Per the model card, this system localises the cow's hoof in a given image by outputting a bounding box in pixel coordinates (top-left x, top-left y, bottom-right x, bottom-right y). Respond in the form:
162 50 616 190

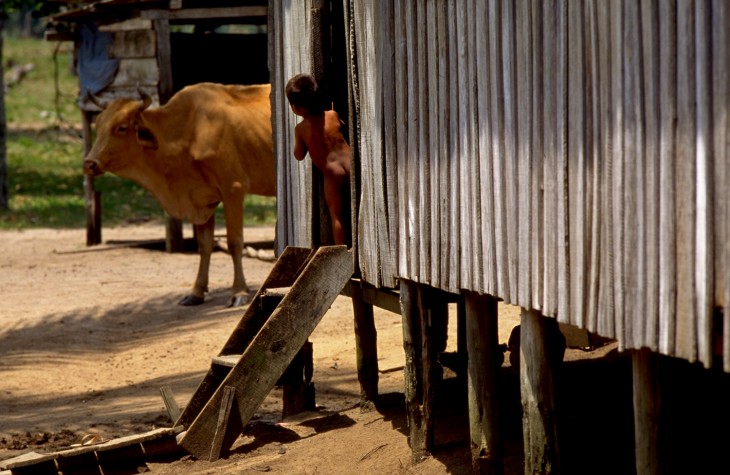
179 294 205 306
227 294 251 308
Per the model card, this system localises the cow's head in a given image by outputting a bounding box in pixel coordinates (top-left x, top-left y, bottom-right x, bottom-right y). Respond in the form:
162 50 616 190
83 90 157 177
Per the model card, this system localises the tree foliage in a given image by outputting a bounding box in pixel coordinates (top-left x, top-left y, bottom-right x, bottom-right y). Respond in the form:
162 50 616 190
0 0 70 209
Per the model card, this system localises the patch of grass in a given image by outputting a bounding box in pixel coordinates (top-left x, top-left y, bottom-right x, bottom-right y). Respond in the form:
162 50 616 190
0 36 277 230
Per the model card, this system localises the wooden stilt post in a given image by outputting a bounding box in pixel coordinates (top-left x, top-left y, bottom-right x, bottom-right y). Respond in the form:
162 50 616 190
464 291 503 474
81 110 101 246
400 280 448 461
457 296 467 361
154 17 184 253
520 308 560 474
351 279 379 404
401 279 428 460
632 348 661 475
281 341 316 419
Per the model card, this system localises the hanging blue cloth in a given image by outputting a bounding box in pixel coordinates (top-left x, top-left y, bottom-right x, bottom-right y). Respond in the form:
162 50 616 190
78 22 119 96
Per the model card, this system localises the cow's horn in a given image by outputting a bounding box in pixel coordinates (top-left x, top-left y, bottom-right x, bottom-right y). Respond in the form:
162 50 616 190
137 86 152 111
86 88 106 110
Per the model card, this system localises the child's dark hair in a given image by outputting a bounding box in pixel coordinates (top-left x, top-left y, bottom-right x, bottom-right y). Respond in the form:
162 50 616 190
286 73 326 114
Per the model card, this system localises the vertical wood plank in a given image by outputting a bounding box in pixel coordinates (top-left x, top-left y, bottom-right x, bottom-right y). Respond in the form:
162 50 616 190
585 0 601 334
436 3 452 290
675 0 697 361
476 0 497 296
567 0 586 328
640 0 661 351
542 0 558 317
405 0 420 281
466 0 482 293
694 0 713 367
556 0 570 323
447 1 461 290
658 0 677 355
596 0 616 339
275 1 314 251
530 0 544 312
351 0 372 280
488 0 509 300
502 0 519 305
610 0 625 344
710 0 730 371
395 0 409 279
623 0 642 348
456 0 472 291
516 0 532 310
270 0 287 254
416 0 430 285
372 0 398 288
426 0 442 290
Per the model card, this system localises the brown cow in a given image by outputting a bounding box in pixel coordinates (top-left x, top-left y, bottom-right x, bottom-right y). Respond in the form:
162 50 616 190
83 83 275 307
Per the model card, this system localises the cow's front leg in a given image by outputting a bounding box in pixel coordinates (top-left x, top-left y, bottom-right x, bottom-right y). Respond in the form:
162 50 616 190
178 215 215 306
224 188 250 307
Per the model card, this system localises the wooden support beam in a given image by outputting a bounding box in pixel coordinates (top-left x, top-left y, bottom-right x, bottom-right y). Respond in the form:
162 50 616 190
82 110 101 246
142 6 268 21
401 279 429 461
153 17 184 252
160 385 182 423
457 296 467 357
209 386 236 462
351 278 379 403
281 341 316 418
400 280 449 461
464 291 503 474
632 348 661 475
341 278 401 314
520 309 560 473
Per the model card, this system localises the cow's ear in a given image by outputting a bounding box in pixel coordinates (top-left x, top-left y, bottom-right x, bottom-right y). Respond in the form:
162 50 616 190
136 126 158 149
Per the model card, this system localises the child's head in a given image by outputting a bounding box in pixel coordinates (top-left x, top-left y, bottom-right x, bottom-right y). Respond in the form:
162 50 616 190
286 73 325 115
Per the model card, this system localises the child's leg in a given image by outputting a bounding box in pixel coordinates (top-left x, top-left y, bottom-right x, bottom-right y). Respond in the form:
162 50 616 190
324 177 347 245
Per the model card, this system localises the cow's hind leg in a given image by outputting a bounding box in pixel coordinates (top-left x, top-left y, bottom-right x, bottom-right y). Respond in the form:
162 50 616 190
223 191 250 308
178 215 215 306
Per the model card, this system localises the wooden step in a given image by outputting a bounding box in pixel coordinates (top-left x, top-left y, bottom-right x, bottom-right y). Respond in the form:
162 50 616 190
261 286 291 299
178 245 353 460
211 354 242 368
174 247 317 431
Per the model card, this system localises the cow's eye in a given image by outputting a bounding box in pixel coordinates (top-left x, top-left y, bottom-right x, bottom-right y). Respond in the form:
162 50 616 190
115 125 128 134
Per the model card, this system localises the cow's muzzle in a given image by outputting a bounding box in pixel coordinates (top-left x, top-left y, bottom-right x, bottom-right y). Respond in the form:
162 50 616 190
83 159 104 176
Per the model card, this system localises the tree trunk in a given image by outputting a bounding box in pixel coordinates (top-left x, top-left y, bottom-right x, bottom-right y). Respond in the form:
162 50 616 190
0 5 8 211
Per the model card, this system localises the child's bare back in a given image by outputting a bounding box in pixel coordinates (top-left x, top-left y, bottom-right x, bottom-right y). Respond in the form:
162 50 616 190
286 73 351 245
293 110 350 179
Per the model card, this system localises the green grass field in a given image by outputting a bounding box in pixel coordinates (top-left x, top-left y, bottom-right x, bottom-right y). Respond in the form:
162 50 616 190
0 36 276 230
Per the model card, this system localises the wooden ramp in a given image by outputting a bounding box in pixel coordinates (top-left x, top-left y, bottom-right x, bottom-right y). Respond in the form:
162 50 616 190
174 245 353 461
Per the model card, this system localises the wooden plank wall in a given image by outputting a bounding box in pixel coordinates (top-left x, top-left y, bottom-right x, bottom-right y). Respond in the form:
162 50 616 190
343 0 729 370
80 19 161 108
269 0 315 252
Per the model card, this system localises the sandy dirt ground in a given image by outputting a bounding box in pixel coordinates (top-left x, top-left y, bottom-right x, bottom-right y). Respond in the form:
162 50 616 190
0 223 653 474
